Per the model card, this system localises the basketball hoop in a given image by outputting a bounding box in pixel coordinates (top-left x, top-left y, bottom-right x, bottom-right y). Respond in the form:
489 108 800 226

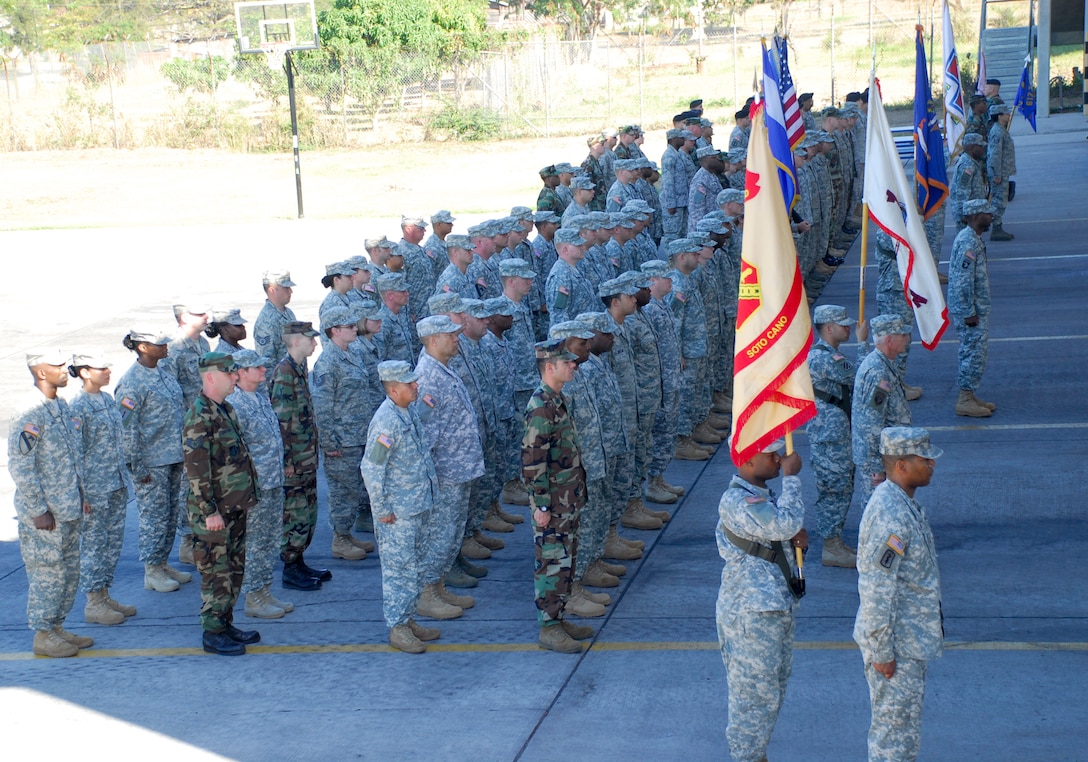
260 42 290 73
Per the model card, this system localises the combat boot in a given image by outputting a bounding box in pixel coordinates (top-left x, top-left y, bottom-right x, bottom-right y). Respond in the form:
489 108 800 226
178 536 195 566
594 558 627 577
416 584 463 620
444 565 479 589
711 391 732 413
674 436 711 461
903 383 923 401
603 530 643 561
706 412 732 431
581 563 619 588
245 588 286 619
538 623 584 653
483 501 515 533
821 536 857 569
53 626 94 649
348 535 376 553
500 479 530 506
460 535 492 560
437 580 475 609
646 476 679 505
332 534 367 560
660 478 684 497
84 589 124 625
298 555 332 581
144 564 180 593
564 588 606 618
408 618 440 642
203 630 245 656
955 389 992 418
266 587 294 613
573 581 611 605
162 563 191 584
282 560 322 591
970 391 997 412
610 525 645 550
990 224 1014 241
621 499 662 531
639 497 671 522
496 503 525 524
560 620 594 641
692 422 721 445
456 553 488 578
938 271 949 285
104 589 137 618
473 530 504 551
389 624 426 654
33 630 78 658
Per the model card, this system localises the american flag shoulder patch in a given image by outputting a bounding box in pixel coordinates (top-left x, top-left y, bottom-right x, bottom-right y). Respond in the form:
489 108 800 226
877 379 891 392
23 423 40 436
558 286 570 295
120 397 136 411
886 534 905 555
376 433 394 449
421 393 436 408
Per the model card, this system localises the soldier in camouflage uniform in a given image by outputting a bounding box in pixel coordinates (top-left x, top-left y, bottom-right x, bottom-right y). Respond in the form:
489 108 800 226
318 261 355 330
529 212 560 339
183 352 260 655
398 214 437 322
9 350 92 657
964 95 988 139
253 269 298 382
424 209 456 281
687 147 725 233
374 272 418 365
523 339 596 653
434 234 479 300
873 229 921 395
207 308 247 355
716 439 807 762
728 106 751 150
115 329 191 593
666 239 713 454
69 354 134 626
852 316 913 506
581 134 609 211
545 229 597 326
536 165 566 214
561 175 596 228
361 360 442 653
855 427 944 762
949 200 997 418
228 351 292 619
466 221 504 299
660 128 693 248
986 104 1016 240
605 159 642 212
270 321 327 591
948 134 989 232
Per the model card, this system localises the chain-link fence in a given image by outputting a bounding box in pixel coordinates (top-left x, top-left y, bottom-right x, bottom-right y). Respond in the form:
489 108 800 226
0 3 985 152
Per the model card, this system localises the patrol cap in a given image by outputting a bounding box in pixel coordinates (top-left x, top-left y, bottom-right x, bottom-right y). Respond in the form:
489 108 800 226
717 188 745 206
801 135 820 149
989 103 1011 116
548 320 595 340
679 129 696 141
880 426 943 459
321 308 360 332
355 301 383 320
613 159 637 172
375 272 408 293
554 162 576 174
641 259 672 278
760 438 786 454
374 237 395 250
590 210 612 226
575 311 614 334
533 210 561 224
445 233 473 250
695 146 721 159
198 351 237 373
463 299 492 319
611 213 635 229
26 349 71 367
962 199 994 217
688 231 713 246
127 329 171 345
821 106 842 118
812 304 856 327
282 321 319 337
962 133 986 147
619 270 651 290
212 308 246 325
586 133 606 146
666 128 684 140
597 215 617 230
599 277 639 298
564 214 591 230
427 292 466 315
793 146 808 157
602 127 618 138
870 314 910 338
510 206 534 221
619 124 638 135
401 214 427 228
377 360 420 384
325 260 355 277
554 229 587 247
700 118 714 128
483 297 515 317
668 238 702 257
347 255 369 270
364 237 383 249
539 164 558 178
696 216 729 234
467 222 491 237
71 353 111 369
534 338 577 361
416 314 463 338
263 269 296 288
570 175 596 191
726 148 748 163
684 116 702 125
816 131 835 144
500 258 536 279
173 303 209 317
231 349 267 369
430 209 455 225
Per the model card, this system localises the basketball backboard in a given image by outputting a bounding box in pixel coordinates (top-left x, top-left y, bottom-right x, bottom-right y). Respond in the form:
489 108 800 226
235 1 320 55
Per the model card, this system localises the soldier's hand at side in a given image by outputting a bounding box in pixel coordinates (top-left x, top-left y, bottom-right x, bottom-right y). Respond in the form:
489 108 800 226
139 474 152 485
83 502 92 515
667 208 677 215
856 321 870 343
326 450 342 458
379 513 396 524
780 451 802 476
790 528 809 552
797 221 811 233
206 513 225 532
533 509 550 528
872 660 897 679
284 464 295 478
965 316 979 327
872 471 886 487
33 511 56 531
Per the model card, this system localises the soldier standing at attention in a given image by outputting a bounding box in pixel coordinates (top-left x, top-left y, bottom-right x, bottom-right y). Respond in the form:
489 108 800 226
986 104 1016 241
716 439 808 762
183 352 260 656
69 354 135 626
253 269 298 379
9 350 93 657
948 134 989 232
855 427 944 762
949 200 997 418
362 360 442 654
424 210 456 281
523 339 596 654
271 321 329 592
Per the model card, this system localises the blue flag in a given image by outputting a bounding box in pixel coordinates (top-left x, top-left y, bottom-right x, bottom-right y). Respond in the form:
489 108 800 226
913 25 949 221
1014 58 1037 132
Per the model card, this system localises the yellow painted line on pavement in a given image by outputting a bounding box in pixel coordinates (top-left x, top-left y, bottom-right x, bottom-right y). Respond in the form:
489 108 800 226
1 640 1084 662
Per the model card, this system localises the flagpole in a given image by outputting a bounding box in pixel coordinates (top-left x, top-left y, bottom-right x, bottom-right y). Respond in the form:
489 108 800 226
859 202 869 323
785 430 795 456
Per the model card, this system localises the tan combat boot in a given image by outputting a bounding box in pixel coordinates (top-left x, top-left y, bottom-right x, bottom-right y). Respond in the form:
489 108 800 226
408 618 440 642
970 391 997 412
903 383 923 401
564 587 606 618
460 534 492 560
660 478 684 497
821 536 858 569
706 412 732 432
692 422 721 445
483 501 515 533
955 389 992 418
104 589 137 618
500 479 530 506
621 499 662 531
144 564 180 593
581 563 619 588
332 533 367 560
349 535 376 553
33 630 78 658
389 624 426 654
53 626 94 649
245 588 286 619
560 619 594 641
473 530 504 551
178 537 194 566
84 589 125 625
162 563 191 584
639 497 671 522
539 623 584 653
711 392 732 414
437 580 475 609
495 503 525 524
610 525 645 550
646 476 679 505
594 558 627 577
674 436 711 461
573 581 611 606
416 584 463 620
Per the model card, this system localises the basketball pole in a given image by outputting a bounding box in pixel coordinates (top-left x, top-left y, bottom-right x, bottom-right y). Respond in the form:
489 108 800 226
285 50 304 219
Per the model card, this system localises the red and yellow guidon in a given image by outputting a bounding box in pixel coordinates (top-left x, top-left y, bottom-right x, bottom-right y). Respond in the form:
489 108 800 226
736 259 761 330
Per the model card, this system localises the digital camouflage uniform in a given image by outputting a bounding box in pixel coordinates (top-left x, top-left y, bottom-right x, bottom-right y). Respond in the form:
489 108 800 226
604 313 639 512
855 478 943 762
667 267 709 437
545 258 597 327
402 240 438 322
183 393 259 634
852 352 912 504
948 152 988 231
626 308 663 493
9 389 85 633
270 355 320 563
874 230 915 375
578 348 628 560
948 226 991 392
560 365 607 580
362 397 439 627
645 293 682 478
70 389 127 594
115 361 185 565
253 300 297 381
686 168 724 233
715 474 804 762
375 305 417 367
660 144 691 245
987 120 1016 226
423 233 451 281
530 235 559 338
459 333 501 535
523 381 587 625
466 254 503 300
435 263 477 301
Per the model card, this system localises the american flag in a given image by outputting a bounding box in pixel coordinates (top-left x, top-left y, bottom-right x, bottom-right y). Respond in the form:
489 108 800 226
774 34 805 149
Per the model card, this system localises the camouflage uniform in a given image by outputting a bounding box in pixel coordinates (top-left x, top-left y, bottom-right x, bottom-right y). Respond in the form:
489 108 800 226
581 154 607 211
987 120 1016 226
165 332 210 410
545 258 597 327
874 230 915 375
578 348 628 558
227 386 286 595
362 397 439 627
482 329 520 484
375 305 417 366
645 293 682 479
948 226 991 392
523 381 587 625
667 267 709 437
560 364 607 580
605 179 641 213
694 250 726 394
503 293 539 412
70 389 127 594
459 332 501 535
253 300 297 378
115 361 185 565
401 240 438 322
270 355 320 564
660 144 690 245
852 353 912 503
686 168 724 233
531 235 559 337
949 151 988 231
626 308 663 492
423 233 451 281
855 478 943 762
9 389 85 633
435 263 477 301
605 313 639 510
466 254 503 300
728 124 750 150
318 291 352 329
537 186 566 214
183 393 259 634
715 474 804 762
